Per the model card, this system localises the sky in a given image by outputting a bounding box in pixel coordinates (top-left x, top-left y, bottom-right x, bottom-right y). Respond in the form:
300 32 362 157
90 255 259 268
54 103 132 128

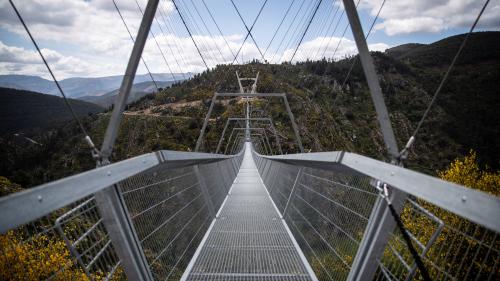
0 0 498 79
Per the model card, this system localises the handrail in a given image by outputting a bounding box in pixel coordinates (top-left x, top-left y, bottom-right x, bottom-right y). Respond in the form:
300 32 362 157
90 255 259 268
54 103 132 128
0 150 244 233
253 149 500 233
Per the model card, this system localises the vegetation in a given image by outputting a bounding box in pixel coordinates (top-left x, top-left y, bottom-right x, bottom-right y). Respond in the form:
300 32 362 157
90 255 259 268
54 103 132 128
0 32 499 280
1 32 499 189
382 150 500 279
0 87 103 135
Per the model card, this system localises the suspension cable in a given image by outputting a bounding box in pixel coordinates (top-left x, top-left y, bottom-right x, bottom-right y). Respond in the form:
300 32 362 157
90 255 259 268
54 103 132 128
277 0 316 63
188 0 226 62
263 0 296 59
312 1 341 59
270 0 306 63
398 0 491 160
177 0 218 64
230 0 269 64
158 1 190 71
381 184 432 281
113 0 159 91
134 0 178 83
230 0 266 61
201 0 238 62
8 0 99 156
340 0 386 90
172 0 209 69
289 0 323 62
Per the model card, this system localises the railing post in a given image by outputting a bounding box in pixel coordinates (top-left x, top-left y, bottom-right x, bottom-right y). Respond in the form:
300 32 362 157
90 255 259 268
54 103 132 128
282 95 304 152
195 93 218 152
283 168 303 217
216 119 231 154
94 0 159 279
341 0 408 280
94 185 153 281
194 165 215 217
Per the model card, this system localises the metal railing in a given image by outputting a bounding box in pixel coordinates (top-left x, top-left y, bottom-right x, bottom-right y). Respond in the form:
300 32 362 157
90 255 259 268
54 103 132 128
252 148 500 281
0 149 244 281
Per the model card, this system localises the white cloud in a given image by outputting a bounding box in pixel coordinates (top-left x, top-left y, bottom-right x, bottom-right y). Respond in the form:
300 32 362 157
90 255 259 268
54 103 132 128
0 41 100 78
361 0 500 35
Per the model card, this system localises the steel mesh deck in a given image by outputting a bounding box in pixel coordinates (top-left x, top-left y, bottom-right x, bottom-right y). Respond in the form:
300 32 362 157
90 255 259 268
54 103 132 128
182 143 316 281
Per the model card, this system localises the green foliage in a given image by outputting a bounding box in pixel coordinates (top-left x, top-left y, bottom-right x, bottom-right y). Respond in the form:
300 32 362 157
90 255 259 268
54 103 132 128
0 87 103 135
1 32 499 189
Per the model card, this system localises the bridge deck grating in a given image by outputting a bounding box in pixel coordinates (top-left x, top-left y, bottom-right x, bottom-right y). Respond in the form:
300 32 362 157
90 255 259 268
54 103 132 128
182 143 316 281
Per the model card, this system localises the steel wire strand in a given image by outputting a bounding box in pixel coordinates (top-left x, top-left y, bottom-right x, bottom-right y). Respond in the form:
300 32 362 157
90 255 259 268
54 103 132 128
178 0 219 64
340 0 386 90
270 0 306 63
303 0 336 60
163 215 210 280
158 2 191 70
140 193 202 243
7 0 101 156
291 203 351 268
134 0 178 82
172 0 209 69
289 0 324 62
231 0 267 61
286 211 335 280
201 0 238 62
398 0 491 159
309 1 341 60
230 0 269 64
387 202 432 281
113 0 159 91
277 0 317 63
145 1 186 78
151 202 207 263
188 0 226 63
263 0 297 59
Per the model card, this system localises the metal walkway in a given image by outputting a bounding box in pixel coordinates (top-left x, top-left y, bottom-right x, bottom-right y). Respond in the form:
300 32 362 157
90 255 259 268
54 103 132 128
181 142 317 281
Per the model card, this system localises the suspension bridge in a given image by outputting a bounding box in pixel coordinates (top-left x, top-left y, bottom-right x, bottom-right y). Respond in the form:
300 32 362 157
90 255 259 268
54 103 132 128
1 0 499 280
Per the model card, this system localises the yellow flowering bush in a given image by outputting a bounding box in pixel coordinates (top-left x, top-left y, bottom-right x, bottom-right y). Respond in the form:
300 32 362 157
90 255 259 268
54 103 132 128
385 150 500 279
0 230 88 280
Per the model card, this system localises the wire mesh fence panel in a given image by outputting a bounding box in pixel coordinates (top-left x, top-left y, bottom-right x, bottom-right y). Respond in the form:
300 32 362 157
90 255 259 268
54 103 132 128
0 196 123 281
254 155 379 280
118 154 243 280
375 197 500 281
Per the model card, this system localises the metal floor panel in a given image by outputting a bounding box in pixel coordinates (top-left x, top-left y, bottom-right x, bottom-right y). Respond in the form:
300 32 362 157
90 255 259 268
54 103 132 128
182 143 317 281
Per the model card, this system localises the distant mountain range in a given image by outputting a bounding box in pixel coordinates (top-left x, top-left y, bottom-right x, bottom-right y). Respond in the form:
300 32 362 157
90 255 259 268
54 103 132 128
0 73 190 98
0 87 103 135
79 80 174 108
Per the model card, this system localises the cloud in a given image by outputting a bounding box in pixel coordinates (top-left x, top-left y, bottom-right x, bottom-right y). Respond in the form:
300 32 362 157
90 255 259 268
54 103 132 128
0 41 102 78
361 0 500 35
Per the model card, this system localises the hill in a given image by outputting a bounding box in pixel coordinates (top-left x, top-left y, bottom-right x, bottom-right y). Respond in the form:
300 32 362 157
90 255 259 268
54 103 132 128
0 73 190 98
0 87 103 135
78 80 174 108
1 31 499 188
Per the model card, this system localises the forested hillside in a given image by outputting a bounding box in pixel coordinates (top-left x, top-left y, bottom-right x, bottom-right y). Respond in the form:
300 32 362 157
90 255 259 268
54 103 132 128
0 87 103 135
1 32 498 189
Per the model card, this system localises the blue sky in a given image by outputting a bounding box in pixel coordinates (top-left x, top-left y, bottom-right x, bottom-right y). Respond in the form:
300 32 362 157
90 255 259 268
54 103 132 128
0 0 498 78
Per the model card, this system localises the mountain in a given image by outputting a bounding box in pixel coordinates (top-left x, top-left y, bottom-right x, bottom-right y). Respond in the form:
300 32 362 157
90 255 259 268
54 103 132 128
0 87 103 135
78 80 174 108
0 73 191 98
1 32 499 188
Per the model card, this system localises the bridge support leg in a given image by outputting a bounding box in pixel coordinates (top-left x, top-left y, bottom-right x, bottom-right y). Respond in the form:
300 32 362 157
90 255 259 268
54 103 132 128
195 94 218 152
95 186 153 281
282 95 304 153
99 0 160 163
341 0 408 280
